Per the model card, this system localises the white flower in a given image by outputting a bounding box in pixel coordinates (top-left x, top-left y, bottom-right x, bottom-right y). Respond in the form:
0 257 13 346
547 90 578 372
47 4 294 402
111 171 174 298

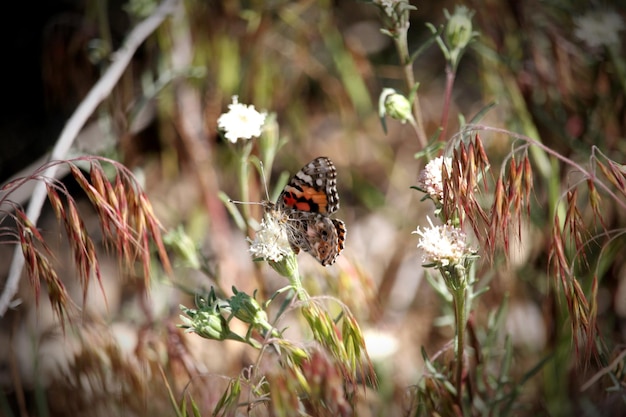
248 213 292 263
574 10 625 49
412 217 470 267
217 96 266 143
418 156 453 202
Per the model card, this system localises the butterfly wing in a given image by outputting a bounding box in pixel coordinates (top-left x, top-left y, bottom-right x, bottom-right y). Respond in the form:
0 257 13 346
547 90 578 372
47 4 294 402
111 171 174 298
276 157 340 215
286 212 346 266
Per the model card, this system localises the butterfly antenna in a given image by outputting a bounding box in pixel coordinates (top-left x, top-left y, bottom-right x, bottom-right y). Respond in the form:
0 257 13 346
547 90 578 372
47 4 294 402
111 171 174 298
228 161 271 206
228 198 264 206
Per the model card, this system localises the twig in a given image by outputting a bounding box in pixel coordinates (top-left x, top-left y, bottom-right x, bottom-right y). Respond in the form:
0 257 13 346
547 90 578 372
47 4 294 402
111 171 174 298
0 0 179 317
580 348 626 392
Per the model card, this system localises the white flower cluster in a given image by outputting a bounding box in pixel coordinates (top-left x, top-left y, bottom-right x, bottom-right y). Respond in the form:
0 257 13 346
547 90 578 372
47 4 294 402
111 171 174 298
574 10 625 49
217 96 266 143
418 156 453 203
248 213 292 263
413 217 470 267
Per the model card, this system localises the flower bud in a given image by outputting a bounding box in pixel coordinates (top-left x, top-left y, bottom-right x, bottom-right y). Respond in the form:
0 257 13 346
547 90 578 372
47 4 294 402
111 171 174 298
379 88 414 125
229 288 270 329
445 6 474 53
179 305 230 341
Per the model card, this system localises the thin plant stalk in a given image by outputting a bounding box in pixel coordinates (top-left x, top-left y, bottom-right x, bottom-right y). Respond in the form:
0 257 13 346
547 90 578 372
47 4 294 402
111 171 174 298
288 272 308 303
440 263 469 409
393 28 428 149
230 138 256 232
451 284 467 407
238 144 252 229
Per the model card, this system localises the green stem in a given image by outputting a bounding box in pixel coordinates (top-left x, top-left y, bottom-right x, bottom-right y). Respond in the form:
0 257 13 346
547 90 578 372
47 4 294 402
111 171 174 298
270 254 308 303
288 271 309 303
393 25 428 150
238 149 251 228
444 263 468 409
452 284 466 408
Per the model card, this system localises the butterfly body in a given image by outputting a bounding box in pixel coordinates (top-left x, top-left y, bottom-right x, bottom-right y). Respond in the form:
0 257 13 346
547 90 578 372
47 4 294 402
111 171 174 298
269 157 346 266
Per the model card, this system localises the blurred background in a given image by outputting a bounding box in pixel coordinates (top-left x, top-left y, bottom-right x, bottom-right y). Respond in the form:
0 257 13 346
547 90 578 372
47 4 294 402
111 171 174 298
1 0 625 416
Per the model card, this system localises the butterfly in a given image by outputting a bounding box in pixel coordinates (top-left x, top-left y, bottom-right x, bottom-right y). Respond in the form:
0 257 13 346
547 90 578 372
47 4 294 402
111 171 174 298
268 157 346 266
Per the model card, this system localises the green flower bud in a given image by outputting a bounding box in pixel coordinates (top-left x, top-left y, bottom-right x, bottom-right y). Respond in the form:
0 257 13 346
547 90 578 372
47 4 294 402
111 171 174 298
179 305 230 341
445 6 474 53
386 94 412 124
229 288 270 329
379 88 414 125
